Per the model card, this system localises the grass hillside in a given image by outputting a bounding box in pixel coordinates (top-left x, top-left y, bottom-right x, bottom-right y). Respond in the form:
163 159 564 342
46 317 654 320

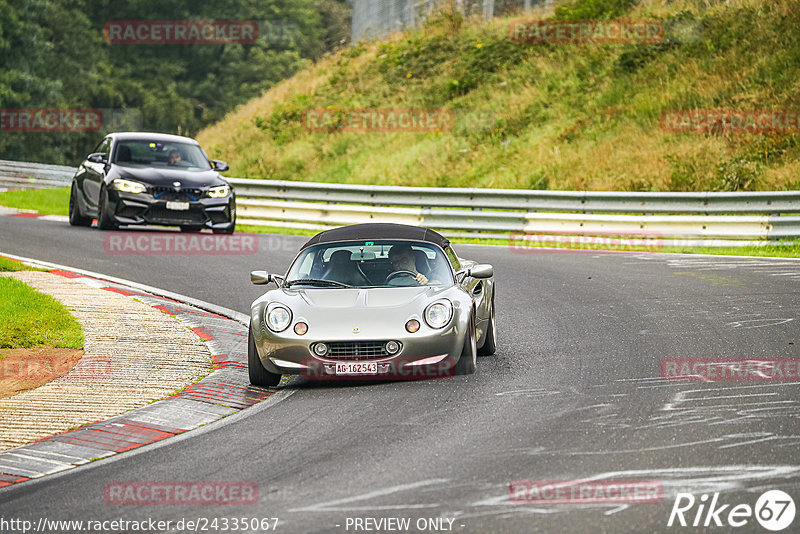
197 0 800 192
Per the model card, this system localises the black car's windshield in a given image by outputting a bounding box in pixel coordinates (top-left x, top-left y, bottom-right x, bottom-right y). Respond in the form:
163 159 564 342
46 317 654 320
285 240 454 288
113 140 212 171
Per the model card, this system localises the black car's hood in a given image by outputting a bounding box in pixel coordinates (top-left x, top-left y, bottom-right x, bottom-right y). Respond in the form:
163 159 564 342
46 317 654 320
110 165 228 188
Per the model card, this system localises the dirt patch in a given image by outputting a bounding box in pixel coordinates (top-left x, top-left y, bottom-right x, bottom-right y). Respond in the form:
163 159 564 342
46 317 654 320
0 346 85 399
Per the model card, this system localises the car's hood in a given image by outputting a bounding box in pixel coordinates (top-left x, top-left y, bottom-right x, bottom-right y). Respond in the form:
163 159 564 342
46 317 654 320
295 286 437 308
111 165 227 188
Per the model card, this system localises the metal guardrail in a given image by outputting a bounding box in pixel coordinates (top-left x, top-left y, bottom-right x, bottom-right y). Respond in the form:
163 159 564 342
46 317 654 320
2 159 799 244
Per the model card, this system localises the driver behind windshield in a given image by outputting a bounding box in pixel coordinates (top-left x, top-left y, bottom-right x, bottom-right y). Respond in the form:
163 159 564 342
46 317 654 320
387 244 439 286
167 149 182 166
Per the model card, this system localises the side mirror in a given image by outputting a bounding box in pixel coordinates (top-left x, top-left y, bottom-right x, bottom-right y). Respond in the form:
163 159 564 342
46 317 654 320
250 270 272 285
469 264 493 279
88 153 107 164
212 159 229 172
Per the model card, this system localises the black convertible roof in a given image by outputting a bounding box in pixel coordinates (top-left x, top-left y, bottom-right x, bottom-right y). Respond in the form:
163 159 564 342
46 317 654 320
301 223 450 250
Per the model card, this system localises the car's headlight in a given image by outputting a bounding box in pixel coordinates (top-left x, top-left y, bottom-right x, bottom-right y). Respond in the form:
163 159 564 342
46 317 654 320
424 300 452 329
111 179 146 194
207 185 230 198
265 305 292 332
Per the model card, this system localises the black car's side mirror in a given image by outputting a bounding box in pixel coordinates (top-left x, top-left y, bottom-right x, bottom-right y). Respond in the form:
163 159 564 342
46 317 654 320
212 160 229 172
88 152 108 164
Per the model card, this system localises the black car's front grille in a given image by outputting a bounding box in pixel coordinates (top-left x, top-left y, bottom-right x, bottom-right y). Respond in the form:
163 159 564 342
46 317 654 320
116 205 144 218
149 186 203 202
324 341 392 360
146 206 206 224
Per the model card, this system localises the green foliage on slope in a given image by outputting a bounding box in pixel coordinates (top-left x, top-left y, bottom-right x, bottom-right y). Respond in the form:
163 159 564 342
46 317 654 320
198 0 800 192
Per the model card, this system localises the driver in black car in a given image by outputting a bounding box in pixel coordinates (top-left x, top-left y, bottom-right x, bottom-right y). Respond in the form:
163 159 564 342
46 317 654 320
167 149 182 166
387 244 439 286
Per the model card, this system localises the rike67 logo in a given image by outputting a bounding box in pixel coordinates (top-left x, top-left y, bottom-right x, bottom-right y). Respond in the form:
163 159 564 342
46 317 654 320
668 490 795 531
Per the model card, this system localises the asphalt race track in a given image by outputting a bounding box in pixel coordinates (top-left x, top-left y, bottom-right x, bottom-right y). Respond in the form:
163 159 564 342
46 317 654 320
1 215 799 533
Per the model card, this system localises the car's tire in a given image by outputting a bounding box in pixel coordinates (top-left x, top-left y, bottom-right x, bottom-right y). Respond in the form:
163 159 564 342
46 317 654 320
180 226 203 232
96 186 118 230
68 183 92 227
478 292 496 356
213 225 235 235
455 314 477 375
248 326 281 387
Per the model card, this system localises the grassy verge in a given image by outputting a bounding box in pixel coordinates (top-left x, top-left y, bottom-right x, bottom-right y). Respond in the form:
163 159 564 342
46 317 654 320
0 187 70 216
0 276 83 350
0 256 48 272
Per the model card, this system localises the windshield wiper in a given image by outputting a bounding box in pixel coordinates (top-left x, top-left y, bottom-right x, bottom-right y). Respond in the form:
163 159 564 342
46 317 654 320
285 278 352 288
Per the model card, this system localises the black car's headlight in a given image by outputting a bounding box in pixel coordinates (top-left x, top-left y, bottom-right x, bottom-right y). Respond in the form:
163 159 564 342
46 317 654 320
424 300 453 329
111 179 146 194
265 305 292 332
207 185 230 198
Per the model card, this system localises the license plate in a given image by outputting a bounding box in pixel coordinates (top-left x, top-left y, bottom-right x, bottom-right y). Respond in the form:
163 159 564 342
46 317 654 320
335 361 378 375
166 201 190 211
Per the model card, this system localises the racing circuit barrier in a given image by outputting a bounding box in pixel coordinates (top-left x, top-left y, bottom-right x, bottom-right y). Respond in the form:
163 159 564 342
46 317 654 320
2 159 800 245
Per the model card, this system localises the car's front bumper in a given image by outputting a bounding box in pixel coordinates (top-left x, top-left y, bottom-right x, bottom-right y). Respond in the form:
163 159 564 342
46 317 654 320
107 190 236 231
251 313 469 380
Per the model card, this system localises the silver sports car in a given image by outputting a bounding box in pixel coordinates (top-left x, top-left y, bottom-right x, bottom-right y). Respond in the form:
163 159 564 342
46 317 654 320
248 223 496 386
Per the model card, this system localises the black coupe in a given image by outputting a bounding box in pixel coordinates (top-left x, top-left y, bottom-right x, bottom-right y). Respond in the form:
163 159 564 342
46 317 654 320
68 132 236 233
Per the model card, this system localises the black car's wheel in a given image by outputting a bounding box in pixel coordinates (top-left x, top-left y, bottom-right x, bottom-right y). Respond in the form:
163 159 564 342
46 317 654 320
180 226 203 232
248 326 281 387
213 225 235 235
97 186 118 230
478 291 496 356
68 183 92 227
455 314 477 375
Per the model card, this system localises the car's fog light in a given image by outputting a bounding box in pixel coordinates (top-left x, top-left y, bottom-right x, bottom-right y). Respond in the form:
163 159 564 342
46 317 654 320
405 319 420 333
294 322 308 335
314 343 328 357
385 340 400 355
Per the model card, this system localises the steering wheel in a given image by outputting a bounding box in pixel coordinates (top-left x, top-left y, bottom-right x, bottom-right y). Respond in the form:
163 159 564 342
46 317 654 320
385 270 418 283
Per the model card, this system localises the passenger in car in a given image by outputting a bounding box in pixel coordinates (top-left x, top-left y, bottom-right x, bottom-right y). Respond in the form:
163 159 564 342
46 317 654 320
322 250 370 286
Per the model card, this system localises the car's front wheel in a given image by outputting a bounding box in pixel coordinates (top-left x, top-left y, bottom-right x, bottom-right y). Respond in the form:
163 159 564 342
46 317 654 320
97 186 118 230
68 183 92 227
248 326 282 387
455 314 477 375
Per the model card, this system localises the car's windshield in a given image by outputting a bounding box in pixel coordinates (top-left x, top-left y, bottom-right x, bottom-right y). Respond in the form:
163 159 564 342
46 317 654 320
113 140 212 171
285 240 454 288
